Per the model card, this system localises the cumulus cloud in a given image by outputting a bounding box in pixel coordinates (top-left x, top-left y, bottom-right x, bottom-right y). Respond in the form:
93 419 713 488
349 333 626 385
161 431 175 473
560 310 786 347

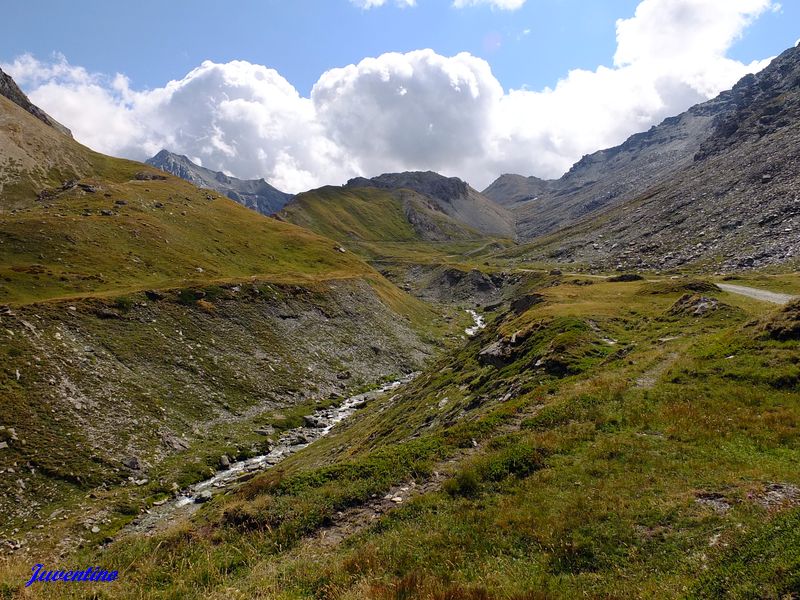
313 50 503 177
2 0 779 191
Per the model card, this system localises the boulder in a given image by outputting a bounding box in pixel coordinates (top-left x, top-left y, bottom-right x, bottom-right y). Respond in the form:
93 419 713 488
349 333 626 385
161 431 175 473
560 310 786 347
122 456 141 470
478 339 514 367
668 294 720 317
161 433 189 451
302 415 325 429
510 293 545 315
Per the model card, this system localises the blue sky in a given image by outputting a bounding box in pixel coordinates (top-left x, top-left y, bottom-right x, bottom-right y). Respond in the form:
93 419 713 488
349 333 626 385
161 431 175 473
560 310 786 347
2 1 798 191
3 0 796 95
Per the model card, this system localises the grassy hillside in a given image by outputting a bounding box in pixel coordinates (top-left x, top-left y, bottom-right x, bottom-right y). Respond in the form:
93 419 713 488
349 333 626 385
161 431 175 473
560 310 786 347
278 186 515 265
9 273 799 598
0 95 382 305
0 88 459 583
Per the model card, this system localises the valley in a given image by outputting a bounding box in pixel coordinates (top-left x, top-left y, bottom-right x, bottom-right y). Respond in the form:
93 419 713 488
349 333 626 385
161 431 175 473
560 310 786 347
1 37 800 600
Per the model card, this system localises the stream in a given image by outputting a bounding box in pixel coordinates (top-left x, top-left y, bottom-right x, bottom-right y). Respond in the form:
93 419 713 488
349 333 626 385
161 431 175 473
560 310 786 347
125 374 417 535
465 309 486 336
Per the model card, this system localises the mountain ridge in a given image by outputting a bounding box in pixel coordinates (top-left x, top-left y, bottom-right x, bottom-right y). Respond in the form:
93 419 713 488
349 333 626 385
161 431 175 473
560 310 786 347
346 170 516 238
146 149 293 216
502 42 800 271
481 57 779 240
0 66 72 137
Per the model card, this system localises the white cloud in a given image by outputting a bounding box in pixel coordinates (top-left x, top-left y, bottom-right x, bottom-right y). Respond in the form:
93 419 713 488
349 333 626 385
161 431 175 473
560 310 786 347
2 0 780 192
312 50 502 178
452 0 526 9
349 0 416 8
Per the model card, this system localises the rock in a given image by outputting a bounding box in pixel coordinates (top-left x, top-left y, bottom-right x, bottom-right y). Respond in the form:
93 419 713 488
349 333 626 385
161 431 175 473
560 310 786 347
134 171 167 181
153 202 164 209
100 209 114 216
336 370 352 380
90 526 100 534
114 199 127 206
391 496 403 503
95 308 121 319
695 492 731 513
303 415 325 428
477 333 525 367
145 290 165 301
195 491 212 503
549 269 563 276
753 482 800 508
668 294 721 317
161 433 189 451
219 455 231 469
608 273 645 282
254 426 275 436
122 456 141 470
0 305 12 315
510 293 545 315
0 442 8 450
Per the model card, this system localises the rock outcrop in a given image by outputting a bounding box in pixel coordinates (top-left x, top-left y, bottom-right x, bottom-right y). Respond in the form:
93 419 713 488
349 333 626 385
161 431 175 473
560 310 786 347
147 150 292 215
0 67 72 137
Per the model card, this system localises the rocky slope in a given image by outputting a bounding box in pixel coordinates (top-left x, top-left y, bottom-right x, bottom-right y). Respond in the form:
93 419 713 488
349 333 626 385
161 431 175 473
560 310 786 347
0 278 434 535
482 173 553 207
504 43 800 272
0 67 72 137
146 150 292 215
347 171 516 238
487 91 734 240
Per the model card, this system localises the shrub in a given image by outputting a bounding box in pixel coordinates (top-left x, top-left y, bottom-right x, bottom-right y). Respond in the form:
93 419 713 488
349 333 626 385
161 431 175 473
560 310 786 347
443 468 481 498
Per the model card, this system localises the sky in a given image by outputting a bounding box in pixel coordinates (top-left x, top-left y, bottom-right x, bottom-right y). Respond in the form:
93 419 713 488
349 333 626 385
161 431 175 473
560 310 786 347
1 0 798 192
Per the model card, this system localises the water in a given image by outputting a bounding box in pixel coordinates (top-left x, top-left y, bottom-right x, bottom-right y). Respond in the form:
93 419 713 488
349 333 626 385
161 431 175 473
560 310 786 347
465 310 486 336
133 374 417 528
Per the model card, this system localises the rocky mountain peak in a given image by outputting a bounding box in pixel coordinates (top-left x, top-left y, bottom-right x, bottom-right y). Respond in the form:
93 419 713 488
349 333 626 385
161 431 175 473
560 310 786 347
146 150 292 215
695 43 800 160
342 170 515 237
346 171 469 205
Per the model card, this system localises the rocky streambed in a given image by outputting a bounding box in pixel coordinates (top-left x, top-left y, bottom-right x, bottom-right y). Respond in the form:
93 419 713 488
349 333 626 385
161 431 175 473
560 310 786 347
124 375 416 535
465 310 486 336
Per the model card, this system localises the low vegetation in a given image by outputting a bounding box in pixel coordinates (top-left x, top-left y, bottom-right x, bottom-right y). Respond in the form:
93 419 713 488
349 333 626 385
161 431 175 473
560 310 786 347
3 273 797 599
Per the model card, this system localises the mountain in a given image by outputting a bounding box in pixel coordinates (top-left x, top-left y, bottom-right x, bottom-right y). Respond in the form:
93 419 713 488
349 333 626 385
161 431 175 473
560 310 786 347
0 73 438 531
505 43 800 272
278 185 485 244
0 66 72 137
346 171 516 238
4 62 800 600
146 149 292 215
485 73 739 240
0 98 371 304
482 173 553 206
